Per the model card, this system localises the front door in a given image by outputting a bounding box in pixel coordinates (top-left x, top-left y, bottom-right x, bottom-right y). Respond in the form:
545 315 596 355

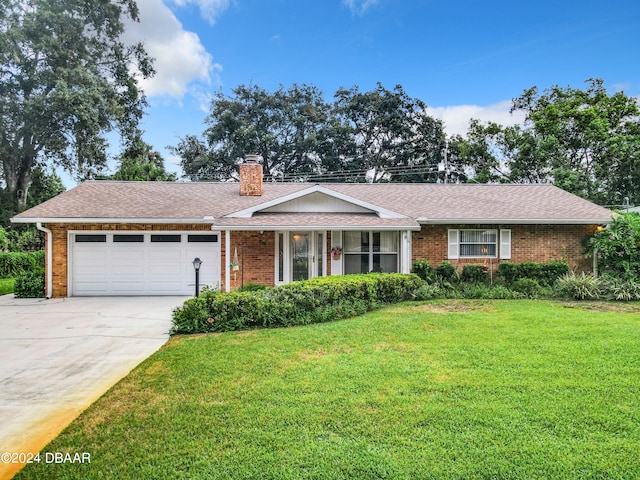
277 231 326 284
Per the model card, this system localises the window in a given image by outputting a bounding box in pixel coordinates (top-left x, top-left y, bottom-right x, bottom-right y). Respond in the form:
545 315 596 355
344 231 398 274
188 234 218 243
448 229 511 259
113 234 144 243
75 234 106 243
151 234 181 243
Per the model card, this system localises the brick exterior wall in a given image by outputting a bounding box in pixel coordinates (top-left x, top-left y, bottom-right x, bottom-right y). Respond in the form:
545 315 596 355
225 231 275 290
46 223 596 297
412 224 597 273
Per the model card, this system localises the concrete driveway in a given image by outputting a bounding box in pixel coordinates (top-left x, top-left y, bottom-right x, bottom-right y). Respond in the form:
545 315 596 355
0 295 188 479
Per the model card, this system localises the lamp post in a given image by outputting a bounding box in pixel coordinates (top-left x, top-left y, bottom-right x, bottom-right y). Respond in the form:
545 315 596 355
192 257 202 297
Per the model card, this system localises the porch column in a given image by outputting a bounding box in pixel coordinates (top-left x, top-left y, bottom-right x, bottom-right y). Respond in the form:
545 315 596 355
225 230 231 292
401 230 412 274
330 230 343 276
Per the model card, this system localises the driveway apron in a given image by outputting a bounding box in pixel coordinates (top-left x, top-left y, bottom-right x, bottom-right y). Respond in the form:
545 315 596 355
0 295 187 479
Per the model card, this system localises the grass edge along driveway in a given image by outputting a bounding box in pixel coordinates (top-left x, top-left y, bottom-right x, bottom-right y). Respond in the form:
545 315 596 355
16 299 640 480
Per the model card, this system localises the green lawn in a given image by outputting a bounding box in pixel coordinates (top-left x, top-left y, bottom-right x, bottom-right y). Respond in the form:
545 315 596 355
0 277 15 295
17 300 640 479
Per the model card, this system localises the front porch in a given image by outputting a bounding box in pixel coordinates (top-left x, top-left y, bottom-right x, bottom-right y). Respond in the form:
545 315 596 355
221 229 414 292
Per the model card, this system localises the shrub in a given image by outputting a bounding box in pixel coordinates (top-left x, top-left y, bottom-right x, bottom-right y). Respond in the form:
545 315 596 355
412 283 443 300
497 262 519 285
411 260 434 282
461 264 488 284
14 269 45 298
600 275 640 301
554 272 602 300
588 212 640 278
237 282 268 292
511 278 547 298
497 260 569 286
436 261 459 284
171 273 423 334
0 251 45 277
539 261 570 286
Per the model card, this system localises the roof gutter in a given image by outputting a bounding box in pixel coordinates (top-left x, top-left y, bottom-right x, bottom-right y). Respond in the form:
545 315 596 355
36 222 52 299
11 217 216 224
416 218 614 225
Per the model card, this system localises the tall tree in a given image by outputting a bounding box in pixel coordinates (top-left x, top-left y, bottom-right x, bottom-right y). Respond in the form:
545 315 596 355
174 84 333 181
334 83 446 182
464 79 640 204
174 83 447 183
0 0 154 214
100 140 177 181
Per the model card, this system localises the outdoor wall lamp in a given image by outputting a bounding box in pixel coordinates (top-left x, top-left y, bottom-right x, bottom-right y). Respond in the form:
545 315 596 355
192 257 202 297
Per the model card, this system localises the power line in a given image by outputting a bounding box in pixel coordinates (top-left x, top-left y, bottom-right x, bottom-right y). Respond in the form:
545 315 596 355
183 163 444 182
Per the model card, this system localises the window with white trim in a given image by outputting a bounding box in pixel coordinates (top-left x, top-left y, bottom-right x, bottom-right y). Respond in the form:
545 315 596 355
448 229 506 259
343 231 399 274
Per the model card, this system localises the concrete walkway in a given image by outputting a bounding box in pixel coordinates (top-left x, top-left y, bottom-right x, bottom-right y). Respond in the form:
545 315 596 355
0 295 188 479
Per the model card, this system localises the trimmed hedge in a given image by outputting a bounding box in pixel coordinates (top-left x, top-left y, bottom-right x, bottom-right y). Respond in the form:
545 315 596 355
14 269 45 298
498 261 569 286
0 250 45 277
172 273 422 334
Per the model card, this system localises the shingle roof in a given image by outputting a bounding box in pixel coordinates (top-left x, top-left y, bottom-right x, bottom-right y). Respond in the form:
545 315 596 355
11 180 614 227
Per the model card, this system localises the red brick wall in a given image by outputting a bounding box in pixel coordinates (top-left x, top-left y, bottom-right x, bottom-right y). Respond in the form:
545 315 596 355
412 224 597 272
225 231 275 290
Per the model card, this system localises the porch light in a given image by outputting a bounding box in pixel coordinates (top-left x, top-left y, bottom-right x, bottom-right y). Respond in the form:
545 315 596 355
192 257 202 297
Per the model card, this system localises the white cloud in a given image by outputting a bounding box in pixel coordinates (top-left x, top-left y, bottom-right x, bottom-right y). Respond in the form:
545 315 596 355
427 100 527 137
123 0 219 100
343 0 380 15
171 0 231 25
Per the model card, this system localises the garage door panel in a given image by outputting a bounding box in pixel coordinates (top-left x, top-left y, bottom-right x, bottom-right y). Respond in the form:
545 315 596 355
111 264 146 275
71 232 220 296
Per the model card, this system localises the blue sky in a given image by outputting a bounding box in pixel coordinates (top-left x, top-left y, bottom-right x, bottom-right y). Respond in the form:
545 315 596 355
102 0 640 182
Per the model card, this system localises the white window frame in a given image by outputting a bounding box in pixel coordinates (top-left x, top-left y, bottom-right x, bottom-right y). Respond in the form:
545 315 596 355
343 231 400 274
448 229 510 259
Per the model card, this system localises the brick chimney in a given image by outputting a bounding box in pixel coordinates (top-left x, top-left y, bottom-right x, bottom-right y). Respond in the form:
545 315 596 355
239 154 263 196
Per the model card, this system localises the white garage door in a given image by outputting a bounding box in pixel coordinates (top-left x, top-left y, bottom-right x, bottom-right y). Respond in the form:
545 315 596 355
70 232 221 296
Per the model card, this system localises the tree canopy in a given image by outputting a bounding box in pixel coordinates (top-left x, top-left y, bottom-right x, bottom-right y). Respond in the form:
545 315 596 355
0 0 154 215
173 83 448 183
462 79 640 205
99 140 177 182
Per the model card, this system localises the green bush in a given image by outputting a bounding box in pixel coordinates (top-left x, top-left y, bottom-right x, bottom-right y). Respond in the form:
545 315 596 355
461 264 488 284
411 260 434 282
600 275 640 301
511 278 547 298
14 269 45 298
436 261 459 284
588 212 640 279
171 273 423 334
497 262 519 284
497 260 569 286
554 272 602 300
237 282 268 292
539 261 570 286
412 283 443 300
0 250 45 277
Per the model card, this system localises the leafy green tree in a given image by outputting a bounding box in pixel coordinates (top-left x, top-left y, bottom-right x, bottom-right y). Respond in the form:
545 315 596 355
513 78 640 203
101 141 177 181
588 212 640 279
174 84 333 181
174 83 448 183
463 79 640 204
0 0 154 215
333 83 446 183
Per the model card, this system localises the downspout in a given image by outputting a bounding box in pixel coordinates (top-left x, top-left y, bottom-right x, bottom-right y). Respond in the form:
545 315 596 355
36 222 53 298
